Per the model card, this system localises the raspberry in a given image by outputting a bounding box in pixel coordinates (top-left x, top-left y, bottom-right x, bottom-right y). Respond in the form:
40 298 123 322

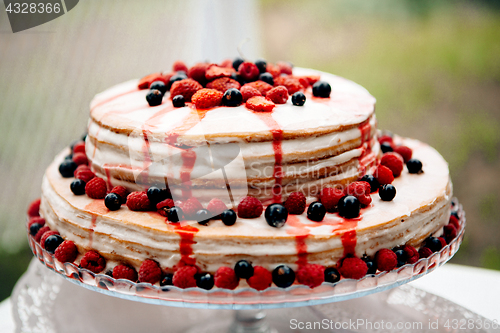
54 240 78 263
284 192 306 215
240 85 262 102
188 63 209 85
338 257 368 279
266 63 281 78
73 164 90 176
375 249 398 271
393 145 412 163
219 59 233 68
449 214 460 230
274 76 303 95
297 264 324 288
344 181 372 206
247 266 272 291
206 77 241 92
245 96 275 112
276 61 293 75
40 230 59 249
27 198 41 217
169 78 203 102
237 196 263 218
266 86 289 104
113 264 138 281
443 224 458 243
191 88 223 109
238 62 260 81
80 250 106 273
28 216 45 228
138 72 162 90
207 198 228 216
172 60 188 73
295 76 309 89
156 198 175 217
205 64 235 80
110 185 128 204
85 177 107 199
72 152 89 166
302 75 320 86
172 265 197 288
380 152 404 177
179 197 203 218
138 259 162 284
243 81 274 95
214 266 239 290
374 165 394 185
378 135 393 145
320 187 344 212
72 141 86 154
126 191 151 211
438 237 447 248
418 247 433 258
402 245 419 264
75 169 96 183
34 226 50 243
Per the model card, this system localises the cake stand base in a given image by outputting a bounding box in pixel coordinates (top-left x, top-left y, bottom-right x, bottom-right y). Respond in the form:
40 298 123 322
185 309 278 333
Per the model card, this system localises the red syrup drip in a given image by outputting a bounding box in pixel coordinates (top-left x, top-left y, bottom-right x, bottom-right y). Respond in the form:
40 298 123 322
180 149 196 199
357 119 373 177
165 221 199 267
286 215 310 269
84 200 108 248
104 167 113 191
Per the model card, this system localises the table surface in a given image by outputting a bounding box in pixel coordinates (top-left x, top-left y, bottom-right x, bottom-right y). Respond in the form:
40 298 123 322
1 263 499 332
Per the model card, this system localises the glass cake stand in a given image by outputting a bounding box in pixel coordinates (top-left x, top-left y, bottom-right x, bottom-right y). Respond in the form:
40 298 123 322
19 199 466 333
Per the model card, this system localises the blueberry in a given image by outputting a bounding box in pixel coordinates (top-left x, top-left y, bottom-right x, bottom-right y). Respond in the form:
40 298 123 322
172 95 185 108
231 72 246 85
64 154 73 160
361 256 377 274
150 80 167 94
379 184 396 201
29 223 42 236
234 260 254 279
169 72 188 86
176 70 187 76
196 273 214 290
407 159 423 174
44 234 64 254
221 88 242 107
196 209 210 225
265 204 288 228
160 273 173 286
167 206 183 223
255 59 267 73
324 267 341 283
221 209 237 226
360 174 379 193
337 196 360 219
70 179 86 195
272 265 295 288
146 89 163 107
105 193 121 211
425 237 442 252
59 160 77 178
291 91 306 106
307 201 326 222
380 142 393 153
147 186 168 205
394 249 406 267
312 81 331 98
232 57 245 71
259 72 274 85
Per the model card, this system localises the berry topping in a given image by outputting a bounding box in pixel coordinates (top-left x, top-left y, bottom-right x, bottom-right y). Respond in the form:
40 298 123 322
172 60 188 73
221 88 243 107
307 201 327 222
266 63 281 78
276 61 293 75
291 91 306 106
259 72 274 85
196 273 215 290
80 250 106 273
27 198 41 217
34 226 50 243
83 177 106 199
73 164 90 176
360 174 379 193
255 59 267 73
312 81 331 98
112 264 138 281
284 191 306 215
138 73 162 90
394 249 406 267
192 88 223 109
380 142 394 153
40 230 59 249
266 86 289 104
75 169 95 183
324 267 341 283
172 95 186 107
243 81 274 95
205 64 235 80
221 209 237 226
402 245 419 264
361 255 377 274
146 186 169 205
238 62 260 81
156 198 175 217
245 96 275 112
179 197 203 218
438 237 447 248
29 222 42 236
297 264 325 288
374 165 394 185
265 203 288 228
72 152 88 166
54 240 78 263
207 77 241 93
418 247 433 258
104 193 121 211
379 184 396 201
407 159 423 174
173 266 198 289
234 260 254 279
320 187 344 212
240 85 262 102
72 141 86 154
167 207 183 223
160 273 173 286
70 179 86 195
425 237 443 252
139 259 162 284
169 78 202 102
237 196 263 218
272 265 295 288
110 186 128 204
214 266 239 290
44 234 64 254
59 160 77 178
394 145 412 163
232 58 245 71
146 89 163 107
126 191 151 211
150 80 167 94
449 214 460 230
188 63 209 85
444 224 458 243
338 257 368 279
247 266 272 291
207 198 228 216
273 76 303 95
378 135 393 145
196 209 210 225
337 196 361 219
344 181 372 206
381 152 404 177
28 216 45 229
169 72 188 86
375 249 398 271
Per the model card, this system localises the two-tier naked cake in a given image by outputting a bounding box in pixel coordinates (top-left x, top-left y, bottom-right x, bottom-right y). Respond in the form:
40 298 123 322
27 59 459 290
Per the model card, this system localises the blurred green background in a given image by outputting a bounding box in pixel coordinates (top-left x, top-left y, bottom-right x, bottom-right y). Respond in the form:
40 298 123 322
0 0 499 302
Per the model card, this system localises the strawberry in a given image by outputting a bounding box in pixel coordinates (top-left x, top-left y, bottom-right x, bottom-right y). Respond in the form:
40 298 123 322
206 77 241 92
219 59 233 68
191 88 223 109
169 78 202 102
205 64 235 80
240 85 262 102
138 73 161 90
266 63 281 78
243 81 273 95
266 86 289 104
276 61 293 75
274 76 303 95
172 60 188 73
245 96 275 112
